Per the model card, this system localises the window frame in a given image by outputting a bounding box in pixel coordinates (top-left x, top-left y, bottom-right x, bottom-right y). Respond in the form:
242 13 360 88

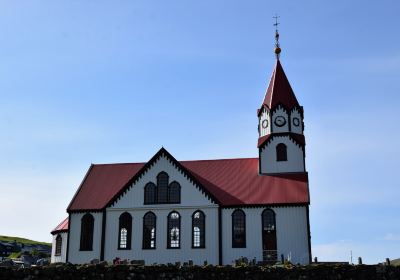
55 234 62 256
192 210 205 249
80 213 94 251
231 209 246 248
142 211 157 250
118 212 132 250
276 143 288 161
167 211 181 249
144 182 157 204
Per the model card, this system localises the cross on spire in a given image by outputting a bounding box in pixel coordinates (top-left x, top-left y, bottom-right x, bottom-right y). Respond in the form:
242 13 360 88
273 14 281 60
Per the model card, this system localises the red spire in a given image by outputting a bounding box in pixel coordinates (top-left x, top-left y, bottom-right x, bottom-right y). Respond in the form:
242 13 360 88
260 60 299 112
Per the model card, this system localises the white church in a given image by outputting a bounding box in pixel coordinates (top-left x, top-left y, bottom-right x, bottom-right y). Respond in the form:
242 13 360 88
51 35 312 265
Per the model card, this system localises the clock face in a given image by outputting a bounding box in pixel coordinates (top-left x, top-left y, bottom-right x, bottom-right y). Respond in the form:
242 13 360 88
274 116 286 127
293 117 300 127
262 119 268 128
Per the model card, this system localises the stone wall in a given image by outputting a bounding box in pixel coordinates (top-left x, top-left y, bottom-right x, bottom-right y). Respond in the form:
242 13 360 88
0 263 399 280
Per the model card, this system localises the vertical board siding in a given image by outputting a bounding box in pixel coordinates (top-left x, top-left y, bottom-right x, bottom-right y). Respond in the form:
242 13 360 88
222 206 309 265
67 212 103 264
51 232 68 263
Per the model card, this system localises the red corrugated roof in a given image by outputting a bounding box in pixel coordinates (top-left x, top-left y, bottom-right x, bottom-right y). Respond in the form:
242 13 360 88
260 60 300 112
67 154 309 211
51 217 69 234
67 163 145 211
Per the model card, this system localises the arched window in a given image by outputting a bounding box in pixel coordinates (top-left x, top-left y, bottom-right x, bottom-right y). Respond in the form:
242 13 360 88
192 210 205 248
276 143 287 161
169 181 181 204
157 172 169 203
80 213 94 251
118 212 132 250
143 212 156 249
55 234 62 256
167 211 181 249
144 182 156 204
232 209 246 248
261 209 277 261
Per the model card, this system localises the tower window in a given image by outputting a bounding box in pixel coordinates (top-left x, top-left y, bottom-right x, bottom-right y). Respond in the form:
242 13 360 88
55 234 62 256
80 213 94 251
118 212 132 250
232 209 246 248
143 212 156 249
276 143 287 161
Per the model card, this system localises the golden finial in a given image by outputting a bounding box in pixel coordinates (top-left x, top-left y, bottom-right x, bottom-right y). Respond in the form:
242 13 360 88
273 14 281 60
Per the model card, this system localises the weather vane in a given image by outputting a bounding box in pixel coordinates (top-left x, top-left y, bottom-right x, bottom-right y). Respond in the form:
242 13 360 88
273 14 281 60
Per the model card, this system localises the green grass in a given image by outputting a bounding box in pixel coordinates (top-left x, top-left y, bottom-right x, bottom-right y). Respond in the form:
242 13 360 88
392 258 400 266
0 235 51 246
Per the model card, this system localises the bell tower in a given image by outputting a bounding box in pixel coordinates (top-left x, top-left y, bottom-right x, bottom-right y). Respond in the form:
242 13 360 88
258 19 306 175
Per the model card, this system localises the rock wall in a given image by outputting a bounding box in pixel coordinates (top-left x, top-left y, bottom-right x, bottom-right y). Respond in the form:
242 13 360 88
0 263 399 280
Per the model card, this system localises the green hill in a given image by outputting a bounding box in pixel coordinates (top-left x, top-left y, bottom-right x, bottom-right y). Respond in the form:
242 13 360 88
0 235 51 246
392 258 400 266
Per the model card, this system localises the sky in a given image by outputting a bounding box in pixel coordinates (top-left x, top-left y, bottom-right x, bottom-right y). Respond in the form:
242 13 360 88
0 0 399 264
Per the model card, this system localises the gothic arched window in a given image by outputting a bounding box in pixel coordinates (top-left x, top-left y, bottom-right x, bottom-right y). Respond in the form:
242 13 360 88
232 209 246 248
192 210 205 248
261 209 277 261
118 212 132 250
276 143 287 161
169 181 181 204
157 172 169 203
167 211 181 249
143 212 156 249
143 172 182 204
144 182 156 204
80 213 94 251
55 234 62 256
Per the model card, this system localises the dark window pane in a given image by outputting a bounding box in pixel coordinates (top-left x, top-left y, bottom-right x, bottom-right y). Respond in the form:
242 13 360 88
169 182 181 204
55 235 62 256
144 183 156 204
192 211 205 248
276 143 287 161
80 213 94 251
118 212 132 250
168 212 181 248
157 172 169 203
143 212 156 249
232 209 246 248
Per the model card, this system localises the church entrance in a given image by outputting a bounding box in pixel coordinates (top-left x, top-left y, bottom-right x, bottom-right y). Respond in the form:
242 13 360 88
261 209 277 262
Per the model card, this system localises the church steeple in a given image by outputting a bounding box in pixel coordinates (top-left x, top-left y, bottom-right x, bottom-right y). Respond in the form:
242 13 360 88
257 19 306 175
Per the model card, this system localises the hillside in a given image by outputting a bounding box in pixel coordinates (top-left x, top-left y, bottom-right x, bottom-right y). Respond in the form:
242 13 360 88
0 235 51 246
392 258 400 266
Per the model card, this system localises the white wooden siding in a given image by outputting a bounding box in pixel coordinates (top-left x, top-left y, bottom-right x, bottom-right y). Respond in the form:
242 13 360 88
67 212 103 264
51 232 68 263
260 135 304 174
221 206 309 265
104 207 219 265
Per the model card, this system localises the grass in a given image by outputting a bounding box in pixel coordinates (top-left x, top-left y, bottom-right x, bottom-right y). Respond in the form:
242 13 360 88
392 259 400 266
0 235 51 246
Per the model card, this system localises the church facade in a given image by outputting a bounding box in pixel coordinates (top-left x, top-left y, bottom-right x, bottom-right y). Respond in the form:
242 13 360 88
51 56 311 265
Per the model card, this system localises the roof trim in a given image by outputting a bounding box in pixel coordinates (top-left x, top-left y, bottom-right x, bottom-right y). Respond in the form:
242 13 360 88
258 132 305 149
105 147 221 209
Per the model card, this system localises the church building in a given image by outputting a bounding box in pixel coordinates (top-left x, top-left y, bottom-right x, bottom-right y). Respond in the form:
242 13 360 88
51 31 312 265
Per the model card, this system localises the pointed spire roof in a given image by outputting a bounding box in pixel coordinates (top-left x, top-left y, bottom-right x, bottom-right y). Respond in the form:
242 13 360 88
260 60 299 112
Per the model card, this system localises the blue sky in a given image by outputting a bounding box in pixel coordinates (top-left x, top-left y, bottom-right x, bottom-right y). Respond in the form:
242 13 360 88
0 1 399 264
